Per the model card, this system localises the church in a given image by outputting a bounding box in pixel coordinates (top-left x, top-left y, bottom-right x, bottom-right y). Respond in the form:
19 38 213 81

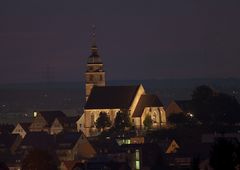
77 30 167 137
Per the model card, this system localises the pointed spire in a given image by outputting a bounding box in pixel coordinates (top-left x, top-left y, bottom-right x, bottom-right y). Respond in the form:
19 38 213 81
91 24 97 52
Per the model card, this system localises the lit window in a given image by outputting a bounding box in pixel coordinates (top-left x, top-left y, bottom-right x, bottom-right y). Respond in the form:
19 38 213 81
136 149 140 160
33 112 37 117
136 160 140 170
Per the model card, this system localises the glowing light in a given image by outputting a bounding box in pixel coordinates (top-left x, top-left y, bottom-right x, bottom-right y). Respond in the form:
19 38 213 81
33 112 37 117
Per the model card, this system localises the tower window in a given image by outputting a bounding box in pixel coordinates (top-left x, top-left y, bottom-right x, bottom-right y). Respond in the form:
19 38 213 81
89 75 93 81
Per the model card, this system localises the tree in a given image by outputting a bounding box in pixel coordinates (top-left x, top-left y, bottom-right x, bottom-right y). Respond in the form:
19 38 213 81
143 114 153 129
21 149 58 170
192 85 214 102
191 85 240 124
114 110 131 131
168 113 189 125
209 138 240 170
96 112 111 131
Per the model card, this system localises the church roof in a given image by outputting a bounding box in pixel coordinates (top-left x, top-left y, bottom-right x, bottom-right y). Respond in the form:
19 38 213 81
19 122 31 132
85 85 140 109
132 94 164 117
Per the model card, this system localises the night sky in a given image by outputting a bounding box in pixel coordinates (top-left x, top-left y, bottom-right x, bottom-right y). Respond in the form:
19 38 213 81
0 1 240 84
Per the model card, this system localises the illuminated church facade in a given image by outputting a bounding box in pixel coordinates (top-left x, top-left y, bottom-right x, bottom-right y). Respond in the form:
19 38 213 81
77 30 167 136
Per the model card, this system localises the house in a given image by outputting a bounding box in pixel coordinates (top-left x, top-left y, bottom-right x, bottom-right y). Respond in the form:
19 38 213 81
77 30 167 137
60 160 85 170
29 111 66 133
12 122 31 138
0 124 15 134
50 116 79 135
166 100 192 117
55 132 96 161
0 134 22 154
6 154 22 170
80 156 130 170
158 139 180 154
121 143 167 170
16 132 56 155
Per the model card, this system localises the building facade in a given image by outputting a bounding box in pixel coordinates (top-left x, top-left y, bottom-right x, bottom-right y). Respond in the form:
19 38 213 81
77 33 167 137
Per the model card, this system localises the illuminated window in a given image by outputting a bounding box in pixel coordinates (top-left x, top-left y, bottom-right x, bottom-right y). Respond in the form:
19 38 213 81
136 149 140 160
152 112 157 123
33 112 37 117
136 160 140 170
125 139 130 144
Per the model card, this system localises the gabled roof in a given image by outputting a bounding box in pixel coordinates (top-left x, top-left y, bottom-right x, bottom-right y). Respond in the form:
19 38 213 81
56 132 83 150
19 123 31 132
19 132 55 150
132 94 164 117
85 85 140 109
56 116 79 126
38 111 66 125
89 139 122 154
175 100 192 113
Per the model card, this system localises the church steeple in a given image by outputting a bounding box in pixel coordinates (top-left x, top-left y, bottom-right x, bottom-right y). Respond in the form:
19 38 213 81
91 25 97 50
87 25 102 64
85 25 106 101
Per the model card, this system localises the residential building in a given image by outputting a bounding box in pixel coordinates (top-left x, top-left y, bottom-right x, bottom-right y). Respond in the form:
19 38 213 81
29 111 66 133
12 122 31 138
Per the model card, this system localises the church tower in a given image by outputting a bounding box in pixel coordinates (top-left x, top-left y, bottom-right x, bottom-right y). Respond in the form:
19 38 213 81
85 26 106 101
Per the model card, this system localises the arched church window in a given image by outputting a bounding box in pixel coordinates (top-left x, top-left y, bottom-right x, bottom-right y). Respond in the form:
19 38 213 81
152 112 157 123
91 114 95 127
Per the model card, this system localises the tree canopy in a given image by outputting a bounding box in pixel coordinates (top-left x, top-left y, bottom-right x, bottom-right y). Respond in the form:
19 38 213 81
114 110 131 131
191 85 240 124
143 114 153 129
192 85 215 102
210 138 240 170
96 112 111 131
168 113 189 125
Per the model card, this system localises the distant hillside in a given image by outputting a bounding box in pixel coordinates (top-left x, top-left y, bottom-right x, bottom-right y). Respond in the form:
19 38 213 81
0 78 239 113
